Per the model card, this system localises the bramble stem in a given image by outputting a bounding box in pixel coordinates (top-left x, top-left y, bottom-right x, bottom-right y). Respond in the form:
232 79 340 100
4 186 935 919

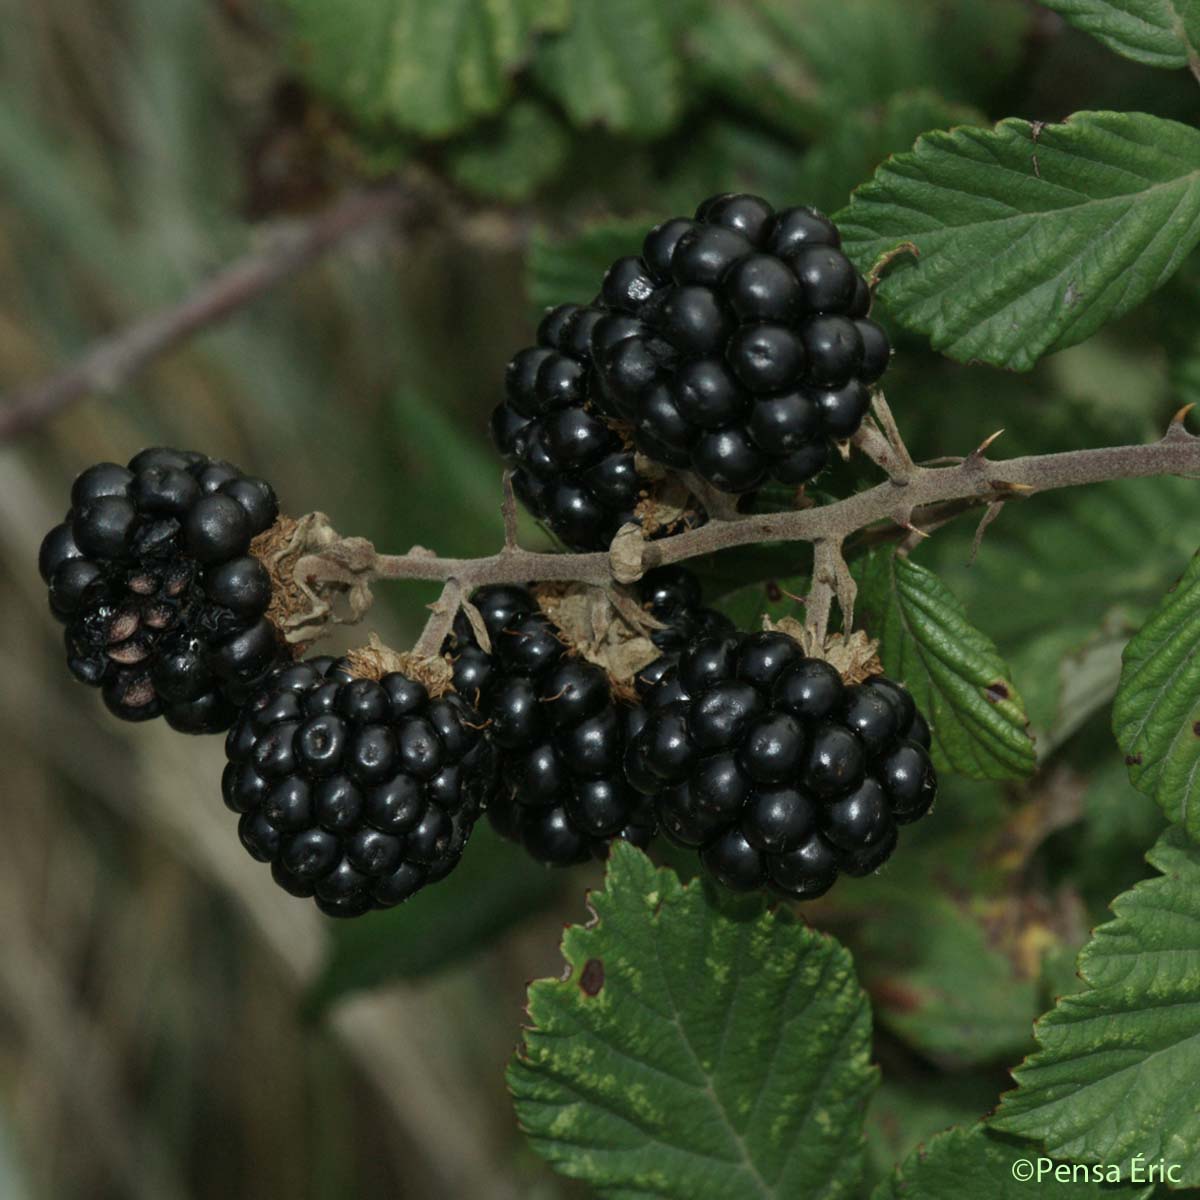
296 417 1200 615
0 177 427 441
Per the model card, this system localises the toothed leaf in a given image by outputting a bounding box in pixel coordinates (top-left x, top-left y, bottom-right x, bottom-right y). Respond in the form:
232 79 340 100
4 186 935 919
1040 0 1200 71
856 549 1037 780
1114 549 1200 839
838 112 1200 370
509 842 877 1199
990 827 1200 1185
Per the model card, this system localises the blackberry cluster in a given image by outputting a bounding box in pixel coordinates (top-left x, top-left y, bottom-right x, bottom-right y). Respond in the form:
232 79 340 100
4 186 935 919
223 656 496 917
593 194 889 493
38 448 284 732
445 568 733 865
492 303 707 552
626 630 934 899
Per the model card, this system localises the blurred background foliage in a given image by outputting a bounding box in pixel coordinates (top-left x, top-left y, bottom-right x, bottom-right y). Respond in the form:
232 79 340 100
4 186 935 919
1 0 1198 1196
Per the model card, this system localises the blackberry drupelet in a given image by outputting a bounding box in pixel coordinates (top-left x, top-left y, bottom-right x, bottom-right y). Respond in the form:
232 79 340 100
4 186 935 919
491 302 707 552
224 655 496 917
38 448 285 732
625 630 935 898
445 569 733 865
591 194 890 492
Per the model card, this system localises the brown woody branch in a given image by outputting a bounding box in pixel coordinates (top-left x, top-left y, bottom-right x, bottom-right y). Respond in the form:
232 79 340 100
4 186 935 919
0 177 426 442
296 413 1200 642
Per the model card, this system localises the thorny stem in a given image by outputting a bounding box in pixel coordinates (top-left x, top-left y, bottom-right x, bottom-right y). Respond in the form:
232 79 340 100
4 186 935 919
298 412 1200 648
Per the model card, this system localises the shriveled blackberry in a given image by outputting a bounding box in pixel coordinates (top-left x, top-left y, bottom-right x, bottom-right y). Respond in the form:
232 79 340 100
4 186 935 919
38 448 286 732
445 569 733 865
589 194 889 493
492 303 707 551
224 655 496 917
625 630 935 899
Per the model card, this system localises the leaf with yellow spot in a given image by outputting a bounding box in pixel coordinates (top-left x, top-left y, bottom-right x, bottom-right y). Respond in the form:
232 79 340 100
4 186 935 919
508 842 877 1199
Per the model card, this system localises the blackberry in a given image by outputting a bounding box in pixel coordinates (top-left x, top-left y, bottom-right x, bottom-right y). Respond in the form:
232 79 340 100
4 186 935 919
445 569 733 865
491 303 707 551
588 194 889 492
224 656 496 917
626 630 935 898
39 448 286 732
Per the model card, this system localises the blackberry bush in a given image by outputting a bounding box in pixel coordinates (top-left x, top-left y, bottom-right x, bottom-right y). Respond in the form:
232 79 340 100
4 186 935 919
626 629 935 898
38 447 285 732
592 194 890 493
223 655 496 916
26 7 1200 1194
445 567 733 865
493 302 707 551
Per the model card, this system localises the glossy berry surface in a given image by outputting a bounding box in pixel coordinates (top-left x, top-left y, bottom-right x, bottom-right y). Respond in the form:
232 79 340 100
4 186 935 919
626 631 935 899
444 568 733 865
583 194 890 493
39 447 284 732
225 656 496 917
491 303 707 551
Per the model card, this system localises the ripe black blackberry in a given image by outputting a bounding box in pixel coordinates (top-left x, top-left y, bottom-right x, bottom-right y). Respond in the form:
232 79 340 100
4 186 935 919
625 630 935 899
223 655 496 917
38 448 285 732
590 194 890 493
445 568 733 865
492 302 707 551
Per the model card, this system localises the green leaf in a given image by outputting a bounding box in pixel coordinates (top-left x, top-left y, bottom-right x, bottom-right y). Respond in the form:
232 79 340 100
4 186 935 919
873 1123 1152 1197
838 112 1200 370
527 219 646 312
533 0 681 137
304 827 564 1014
446 100 568 201
990 827 1200 1184
508 842 877 1199
1040 0 1200 71
1113 551 1200 839
856 548 1036 780
282 0 570 138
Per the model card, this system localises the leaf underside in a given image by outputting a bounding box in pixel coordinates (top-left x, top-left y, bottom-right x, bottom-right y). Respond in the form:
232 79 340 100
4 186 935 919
856 549 1037 780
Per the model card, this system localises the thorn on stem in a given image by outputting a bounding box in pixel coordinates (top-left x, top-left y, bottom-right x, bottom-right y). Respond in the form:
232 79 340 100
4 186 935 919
1165 403 1196 440
966 429 1005 463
